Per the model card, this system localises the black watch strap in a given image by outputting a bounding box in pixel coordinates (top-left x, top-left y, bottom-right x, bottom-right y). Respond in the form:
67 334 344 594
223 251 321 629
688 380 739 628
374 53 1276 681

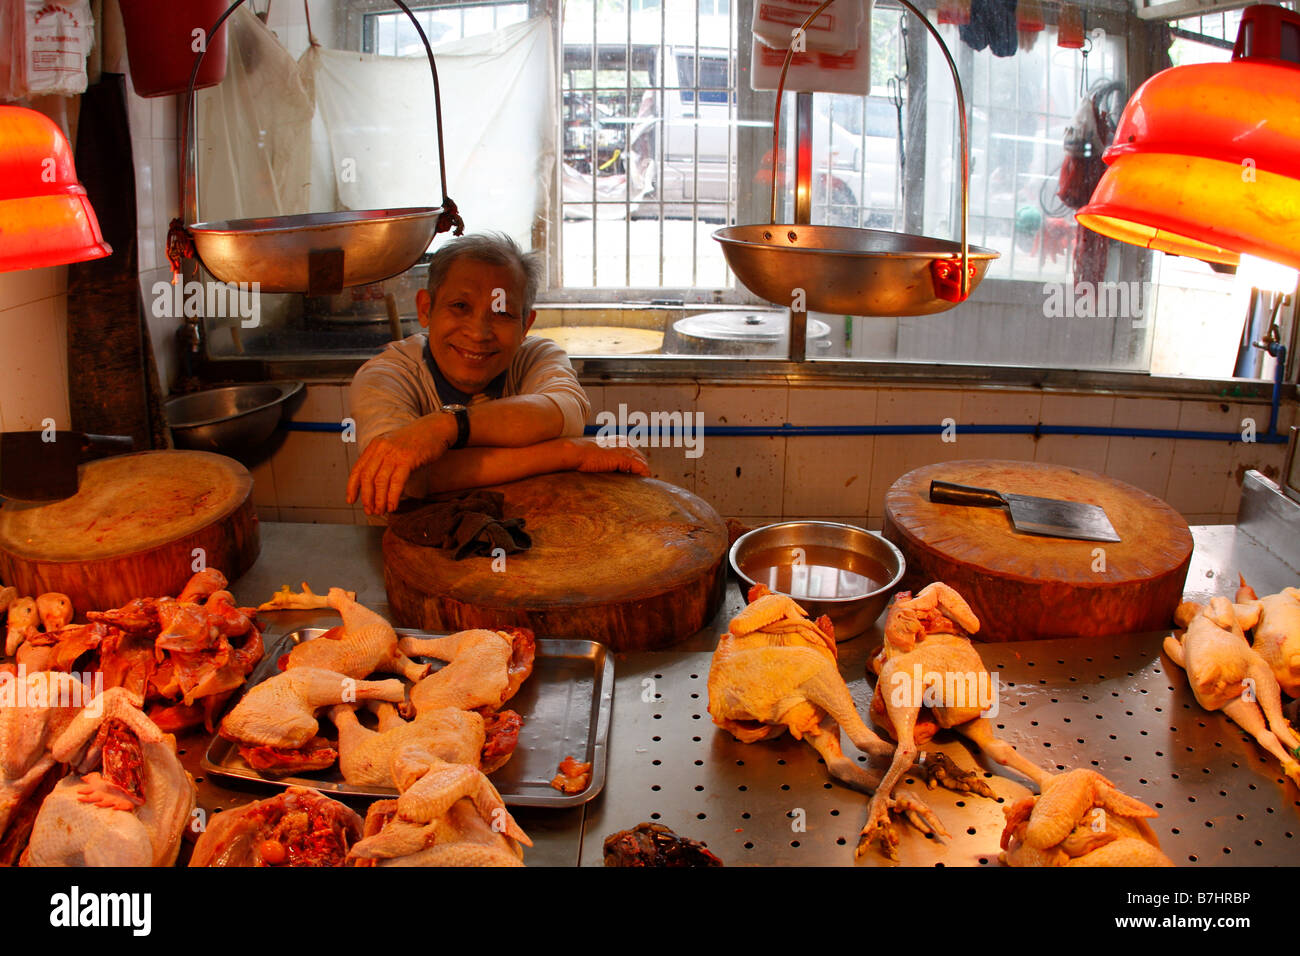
444 404 470 449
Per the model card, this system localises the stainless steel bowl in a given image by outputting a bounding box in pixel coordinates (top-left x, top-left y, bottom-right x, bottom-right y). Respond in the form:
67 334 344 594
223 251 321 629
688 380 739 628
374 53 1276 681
729 521 906 640
713 224 999 317
188 208 443 294
165 381 303 458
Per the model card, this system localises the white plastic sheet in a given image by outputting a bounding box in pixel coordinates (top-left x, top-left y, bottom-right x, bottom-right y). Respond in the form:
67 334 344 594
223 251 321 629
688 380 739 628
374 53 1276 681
302 17 555 251
195 7 314 222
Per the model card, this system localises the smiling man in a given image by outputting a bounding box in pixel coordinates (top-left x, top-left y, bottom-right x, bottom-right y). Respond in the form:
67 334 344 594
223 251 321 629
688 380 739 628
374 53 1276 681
347 232 648 515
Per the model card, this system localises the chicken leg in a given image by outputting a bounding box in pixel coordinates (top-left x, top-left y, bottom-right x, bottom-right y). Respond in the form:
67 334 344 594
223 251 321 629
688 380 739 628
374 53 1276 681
285 589 428 682
220 667 406 749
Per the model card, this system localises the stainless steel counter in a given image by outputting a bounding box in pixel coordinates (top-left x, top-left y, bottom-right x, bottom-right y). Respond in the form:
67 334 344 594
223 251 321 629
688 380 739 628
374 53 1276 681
200 516 1300 867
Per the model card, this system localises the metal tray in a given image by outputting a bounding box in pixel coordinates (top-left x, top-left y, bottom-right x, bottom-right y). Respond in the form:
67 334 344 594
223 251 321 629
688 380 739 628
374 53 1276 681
202 628 614 807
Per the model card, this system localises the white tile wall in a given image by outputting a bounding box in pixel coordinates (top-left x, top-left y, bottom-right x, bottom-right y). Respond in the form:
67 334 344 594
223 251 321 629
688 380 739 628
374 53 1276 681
215 378 1296 529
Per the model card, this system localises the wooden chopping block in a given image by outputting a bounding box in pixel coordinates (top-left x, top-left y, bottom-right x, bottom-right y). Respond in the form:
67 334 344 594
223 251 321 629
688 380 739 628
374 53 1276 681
0 451 259 617
883 460 1192 642
384 472 728 651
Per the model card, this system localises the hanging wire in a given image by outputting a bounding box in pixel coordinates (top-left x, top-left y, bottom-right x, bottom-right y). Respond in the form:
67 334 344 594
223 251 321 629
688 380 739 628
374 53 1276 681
303 0 319 47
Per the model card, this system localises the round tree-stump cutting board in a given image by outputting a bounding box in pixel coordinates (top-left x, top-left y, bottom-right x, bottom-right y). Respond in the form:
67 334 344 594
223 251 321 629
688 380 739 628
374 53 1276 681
883 460 1192 642
384 472 728 651
0 451 258 617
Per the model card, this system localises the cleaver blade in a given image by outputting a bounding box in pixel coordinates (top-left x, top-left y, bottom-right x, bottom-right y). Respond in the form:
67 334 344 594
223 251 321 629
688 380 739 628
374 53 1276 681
929 479 1122 543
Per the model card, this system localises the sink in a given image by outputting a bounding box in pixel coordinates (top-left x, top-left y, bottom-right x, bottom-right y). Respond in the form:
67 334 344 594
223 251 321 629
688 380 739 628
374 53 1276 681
164 382 303 459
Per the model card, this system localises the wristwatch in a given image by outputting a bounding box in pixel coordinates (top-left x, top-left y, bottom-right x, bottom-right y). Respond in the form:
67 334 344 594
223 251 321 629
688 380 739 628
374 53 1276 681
443 403 470 449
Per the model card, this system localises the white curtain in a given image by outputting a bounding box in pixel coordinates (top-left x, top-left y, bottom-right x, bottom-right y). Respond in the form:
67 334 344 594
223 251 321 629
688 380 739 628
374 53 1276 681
196 14 555 251
301 18 555 250
196 7 314 222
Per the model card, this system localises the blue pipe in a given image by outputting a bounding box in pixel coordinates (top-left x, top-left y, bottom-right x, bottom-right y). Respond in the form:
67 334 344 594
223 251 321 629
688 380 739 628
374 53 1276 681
285 356 1291 444
286 419 1285 442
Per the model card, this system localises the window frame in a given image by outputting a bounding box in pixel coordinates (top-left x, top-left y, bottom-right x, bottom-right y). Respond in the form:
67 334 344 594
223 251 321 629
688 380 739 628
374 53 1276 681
194 0 1296 393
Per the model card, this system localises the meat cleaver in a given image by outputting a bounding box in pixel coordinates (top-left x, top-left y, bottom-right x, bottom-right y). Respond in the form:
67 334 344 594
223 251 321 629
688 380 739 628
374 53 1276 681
929 479 1121 543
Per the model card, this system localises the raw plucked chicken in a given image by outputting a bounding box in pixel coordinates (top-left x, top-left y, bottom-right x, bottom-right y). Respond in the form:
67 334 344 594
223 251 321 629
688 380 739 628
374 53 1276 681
333 703 483 787
219 667 406 749
1234 579 1300 697
862 583 1055 858
0 671 90 851
21 688 196 867
1000 768 1171 867
349 746 532 867
284 588 429 682
402 627 534 715
708 584 952 856
1165 596 1300 785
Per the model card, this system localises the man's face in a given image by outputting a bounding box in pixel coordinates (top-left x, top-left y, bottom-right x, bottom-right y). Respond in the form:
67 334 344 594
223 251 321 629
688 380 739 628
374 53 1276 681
417 257 536 395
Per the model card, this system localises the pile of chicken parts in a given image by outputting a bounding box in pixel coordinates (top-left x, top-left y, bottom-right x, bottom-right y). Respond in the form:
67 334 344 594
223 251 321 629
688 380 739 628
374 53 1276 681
1 570 263 735
708 581 1171 866
201 587 535 866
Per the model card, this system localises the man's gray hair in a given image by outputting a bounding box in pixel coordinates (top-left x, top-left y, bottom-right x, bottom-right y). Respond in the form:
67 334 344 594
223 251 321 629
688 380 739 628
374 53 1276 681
426 232 542 318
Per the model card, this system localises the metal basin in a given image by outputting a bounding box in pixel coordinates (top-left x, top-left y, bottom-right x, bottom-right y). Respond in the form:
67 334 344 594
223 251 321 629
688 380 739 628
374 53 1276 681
729 521 906 640
165 381 303 458
714 224 998 316
189 209 443 293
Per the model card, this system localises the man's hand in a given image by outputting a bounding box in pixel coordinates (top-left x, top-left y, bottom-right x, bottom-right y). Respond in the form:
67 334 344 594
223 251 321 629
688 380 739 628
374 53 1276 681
347 415 453 515
568 437 651 476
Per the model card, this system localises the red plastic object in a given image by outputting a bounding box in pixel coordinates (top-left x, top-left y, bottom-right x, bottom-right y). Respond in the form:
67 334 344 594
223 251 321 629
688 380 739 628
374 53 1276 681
118 0 229 98
931 257 977 303
1077 4 1300 270
0 106 112 273
1233 4 1300 64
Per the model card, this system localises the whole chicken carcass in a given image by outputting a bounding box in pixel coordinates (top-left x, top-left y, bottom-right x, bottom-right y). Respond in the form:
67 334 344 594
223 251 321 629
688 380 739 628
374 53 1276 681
1164 596 1300 785
349 749 532 867
403 627 535 715
22 688 195 867
862 583 1056 858
708 585 952 856
219 667 406 749
0 671 93 846
1000 768 1171 867
1237 581 1300 698
285 589 428 682
190 787 364 867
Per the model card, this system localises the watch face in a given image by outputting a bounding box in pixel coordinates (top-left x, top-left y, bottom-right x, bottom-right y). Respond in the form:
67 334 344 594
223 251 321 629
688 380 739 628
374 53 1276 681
443 403 467 412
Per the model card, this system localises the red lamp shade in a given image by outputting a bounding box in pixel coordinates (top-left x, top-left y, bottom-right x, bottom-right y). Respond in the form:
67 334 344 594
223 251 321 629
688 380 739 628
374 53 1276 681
0 106 112 273
1077 5 1300 270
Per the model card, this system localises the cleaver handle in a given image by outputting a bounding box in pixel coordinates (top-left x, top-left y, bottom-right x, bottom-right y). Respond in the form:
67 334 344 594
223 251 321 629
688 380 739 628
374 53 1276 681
929 480 1008 508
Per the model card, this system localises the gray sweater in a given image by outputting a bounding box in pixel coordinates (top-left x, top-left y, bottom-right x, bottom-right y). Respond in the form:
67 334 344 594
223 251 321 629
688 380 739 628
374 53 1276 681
350 332 591 455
